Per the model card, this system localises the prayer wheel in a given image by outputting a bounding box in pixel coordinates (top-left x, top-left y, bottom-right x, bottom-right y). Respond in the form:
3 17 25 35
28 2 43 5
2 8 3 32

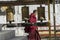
6 7 14 23
7 12 14 22
37 7 45 20
22 6 29 21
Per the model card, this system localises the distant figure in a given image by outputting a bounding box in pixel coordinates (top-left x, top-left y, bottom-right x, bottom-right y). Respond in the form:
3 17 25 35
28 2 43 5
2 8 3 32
28 10 41 40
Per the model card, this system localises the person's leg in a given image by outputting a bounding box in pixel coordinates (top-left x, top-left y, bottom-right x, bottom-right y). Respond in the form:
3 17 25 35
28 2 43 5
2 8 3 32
28 30 36 40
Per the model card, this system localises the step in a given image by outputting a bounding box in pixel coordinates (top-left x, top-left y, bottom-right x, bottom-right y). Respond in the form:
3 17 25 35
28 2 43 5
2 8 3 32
0 30 15 40
9 36 28 40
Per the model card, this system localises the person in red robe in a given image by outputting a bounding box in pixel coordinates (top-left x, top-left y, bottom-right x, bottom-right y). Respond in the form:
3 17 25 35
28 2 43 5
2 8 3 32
24 10 37 33
28 10 41 40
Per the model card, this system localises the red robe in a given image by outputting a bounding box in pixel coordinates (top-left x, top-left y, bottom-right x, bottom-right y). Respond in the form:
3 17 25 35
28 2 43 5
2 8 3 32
28 13 40 40
29 13 37 32
24 13 41 40
25 13 37 33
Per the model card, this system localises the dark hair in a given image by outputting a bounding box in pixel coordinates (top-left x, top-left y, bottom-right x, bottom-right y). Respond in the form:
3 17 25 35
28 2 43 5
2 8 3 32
33 10 37 13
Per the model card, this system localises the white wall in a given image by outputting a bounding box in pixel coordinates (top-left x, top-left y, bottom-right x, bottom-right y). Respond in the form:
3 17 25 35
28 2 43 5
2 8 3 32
0 4 60 25
15 4 60 25
0 15 6 24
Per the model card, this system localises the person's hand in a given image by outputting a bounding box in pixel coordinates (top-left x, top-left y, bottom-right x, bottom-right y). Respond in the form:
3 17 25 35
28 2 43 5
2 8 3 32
40 17 44 20
24 18 29 20
32 23 34 25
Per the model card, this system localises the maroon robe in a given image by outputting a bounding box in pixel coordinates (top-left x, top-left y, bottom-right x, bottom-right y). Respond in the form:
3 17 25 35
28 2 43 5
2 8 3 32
25 13 37 33
29 13 37 32
28 13 41 40
24 13 41 40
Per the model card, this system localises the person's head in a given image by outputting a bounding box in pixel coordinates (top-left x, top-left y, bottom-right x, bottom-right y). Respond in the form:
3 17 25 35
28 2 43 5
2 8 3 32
33 10 37 15
33 10 37 13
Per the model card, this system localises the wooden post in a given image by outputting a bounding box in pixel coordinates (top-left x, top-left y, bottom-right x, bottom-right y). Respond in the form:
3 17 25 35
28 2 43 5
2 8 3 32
48 0 51 40
53 0 56 40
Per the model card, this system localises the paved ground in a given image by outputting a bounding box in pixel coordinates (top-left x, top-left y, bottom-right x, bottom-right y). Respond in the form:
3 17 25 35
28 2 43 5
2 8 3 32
9 36 60 40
